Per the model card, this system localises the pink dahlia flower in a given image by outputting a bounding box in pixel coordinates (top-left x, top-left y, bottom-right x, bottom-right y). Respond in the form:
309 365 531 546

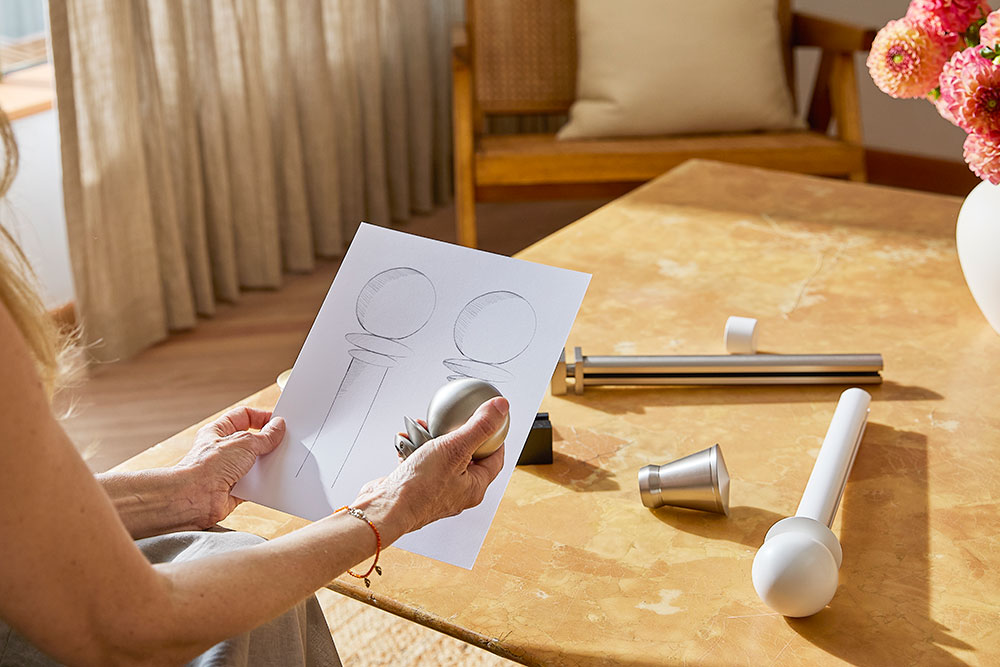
906 0 991 37
980 10 1000 49
867 18 957 98
938 47 1000 134
937 49 965 126
964 131 1000 184
934 88 960 125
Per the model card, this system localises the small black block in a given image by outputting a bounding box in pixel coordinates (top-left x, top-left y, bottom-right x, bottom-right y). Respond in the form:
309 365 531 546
517 412 553 465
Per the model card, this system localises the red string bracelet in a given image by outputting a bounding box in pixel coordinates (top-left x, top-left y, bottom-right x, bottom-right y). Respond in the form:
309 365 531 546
334 506 382 588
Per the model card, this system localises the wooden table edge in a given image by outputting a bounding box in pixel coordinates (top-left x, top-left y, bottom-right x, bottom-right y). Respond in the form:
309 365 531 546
323 578 532 665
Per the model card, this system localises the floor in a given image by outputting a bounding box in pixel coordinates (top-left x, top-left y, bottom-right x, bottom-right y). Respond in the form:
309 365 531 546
56 198 608 666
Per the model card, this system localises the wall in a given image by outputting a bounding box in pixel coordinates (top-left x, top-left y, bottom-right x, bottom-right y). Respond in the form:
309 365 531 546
1 109 74 307
794 0 997 161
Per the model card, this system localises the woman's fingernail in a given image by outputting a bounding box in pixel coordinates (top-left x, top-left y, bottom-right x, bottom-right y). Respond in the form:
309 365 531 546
495 397 509 416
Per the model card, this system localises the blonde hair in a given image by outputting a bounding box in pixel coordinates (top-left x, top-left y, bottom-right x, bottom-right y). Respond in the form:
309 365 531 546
0 107 73 398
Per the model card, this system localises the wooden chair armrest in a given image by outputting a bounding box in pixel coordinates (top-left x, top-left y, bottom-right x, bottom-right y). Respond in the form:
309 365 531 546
793 12 877 52
452 23 469 64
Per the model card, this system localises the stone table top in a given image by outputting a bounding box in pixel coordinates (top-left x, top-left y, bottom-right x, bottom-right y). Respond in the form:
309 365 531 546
117 161 999 665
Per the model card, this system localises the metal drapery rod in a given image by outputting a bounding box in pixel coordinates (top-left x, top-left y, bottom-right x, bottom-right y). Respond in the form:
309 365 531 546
550 347 883 395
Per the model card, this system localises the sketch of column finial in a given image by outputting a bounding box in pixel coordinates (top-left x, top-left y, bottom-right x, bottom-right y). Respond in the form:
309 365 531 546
298 267 436 484
444 290 537 383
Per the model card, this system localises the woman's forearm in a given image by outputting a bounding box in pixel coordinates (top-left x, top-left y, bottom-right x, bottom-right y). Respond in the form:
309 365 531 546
96 489 409 665
96 468 208 539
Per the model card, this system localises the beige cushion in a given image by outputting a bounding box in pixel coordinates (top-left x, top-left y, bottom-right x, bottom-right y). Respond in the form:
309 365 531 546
558 0 800 140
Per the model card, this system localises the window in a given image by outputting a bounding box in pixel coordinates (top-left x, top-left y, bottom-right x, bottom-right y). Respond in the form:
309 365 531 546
0 0 47 77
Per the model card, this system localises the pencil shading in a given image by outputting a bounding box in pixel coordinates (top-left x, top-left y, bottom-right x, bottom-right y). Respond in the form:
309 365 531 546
445 290 537 383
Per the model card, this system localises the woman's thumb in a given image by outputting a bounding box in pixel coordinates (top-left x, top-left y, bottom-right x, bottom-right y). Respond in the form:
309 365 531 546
440 397 509 459
252 416 286 456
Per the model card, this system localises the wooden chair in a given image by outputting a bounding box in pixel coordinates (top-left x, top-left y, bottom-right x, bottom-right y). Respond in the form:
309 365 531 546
452 0 876 247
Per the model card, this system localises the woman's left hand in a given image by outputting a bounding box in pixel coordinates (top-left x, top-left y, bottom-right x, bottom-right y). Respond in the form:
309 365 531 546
177 407 286 527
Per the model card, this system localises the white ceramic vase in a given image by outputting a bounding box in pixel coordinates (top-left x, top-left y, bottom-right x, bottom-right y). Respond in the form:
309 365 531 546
956 180 1000 335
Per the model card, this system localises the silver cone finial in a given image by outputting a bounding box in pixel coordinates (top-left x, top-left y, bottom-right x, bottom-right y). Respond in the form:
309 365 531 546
638 444 730 515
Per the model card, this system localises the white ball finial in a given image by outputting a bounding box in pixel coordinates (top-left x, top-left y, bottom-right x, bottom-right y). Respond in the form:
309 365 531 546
752 532 839 617
751 516 842 617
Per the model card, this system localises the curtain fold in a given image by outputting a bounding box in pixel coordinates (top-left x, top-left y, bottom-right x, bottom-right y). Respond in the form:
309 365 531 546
147 0 216 315
182 0 241 304
210 0 283 289
322 1 365 229
50 0 169 360
131 0 197 330
284 0 344 257
350 0 391 227
254 0 314 274
49 0 464 361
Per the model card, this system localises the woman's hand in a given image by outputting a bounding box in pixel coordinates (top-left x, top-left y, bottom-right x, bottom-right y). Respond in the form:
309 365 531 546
176 407 286 528
354 397 508 540
96 407 285 538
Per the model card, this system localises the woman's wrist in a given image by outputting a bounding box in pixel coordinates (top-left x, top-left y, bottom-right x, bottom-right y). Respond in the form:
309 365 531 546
96 467 209 538
349 485 412 546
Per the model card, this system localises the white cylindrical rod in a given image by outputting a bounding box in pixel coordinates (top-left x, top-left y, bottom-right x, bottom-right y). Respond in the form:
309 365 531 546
795 388 871 527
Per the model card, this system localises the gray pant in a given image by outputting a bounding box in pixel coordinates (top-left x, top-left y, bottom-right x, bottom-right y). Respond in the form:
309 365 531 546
0 530 342 666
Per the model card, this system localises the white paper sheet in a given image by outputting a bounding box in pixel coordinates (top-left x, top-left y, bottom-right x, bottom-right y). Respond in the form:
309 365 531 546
234 224 590 569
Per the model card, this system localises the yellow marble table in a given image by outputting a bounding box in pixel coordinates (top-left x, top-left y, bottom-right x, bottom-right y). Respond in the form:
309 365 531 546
117 161 1000 665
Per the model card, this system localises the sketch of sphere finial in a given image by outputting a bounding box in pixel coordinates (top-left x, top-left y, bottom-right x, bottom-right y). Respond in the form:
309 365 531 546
444 290 536 383
346 267 436 367
356 267 436 339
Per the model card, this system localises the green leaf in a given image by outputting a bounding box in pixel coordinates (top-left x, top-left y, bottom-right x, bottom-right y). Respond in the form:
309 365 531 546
966 17 986 47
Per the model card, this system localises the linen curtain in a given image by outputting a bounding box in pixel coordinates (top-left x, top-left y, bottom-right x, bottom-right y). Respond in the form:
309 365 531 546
48 0 462 362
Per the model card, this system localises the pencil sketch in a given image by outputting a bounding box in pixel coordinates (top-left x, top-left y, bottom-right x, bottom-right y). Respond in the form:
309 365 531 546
232 223 591 567
296 267 436 484
444 290 537 383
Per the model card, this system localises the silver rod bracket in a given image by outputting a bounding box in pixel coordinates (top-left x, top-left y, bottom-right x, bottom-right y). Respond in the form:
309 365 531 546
573 346 585 395
551 348 568 396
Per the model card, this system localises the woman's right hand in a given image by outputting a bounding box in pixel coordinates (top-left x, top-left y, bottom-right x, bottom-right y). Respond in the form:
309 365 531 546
355 397 508 538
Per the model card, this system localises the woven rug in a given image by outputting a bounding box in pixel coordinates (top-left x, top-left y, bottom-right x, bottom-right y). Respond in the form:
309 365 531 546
316 589 518 666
